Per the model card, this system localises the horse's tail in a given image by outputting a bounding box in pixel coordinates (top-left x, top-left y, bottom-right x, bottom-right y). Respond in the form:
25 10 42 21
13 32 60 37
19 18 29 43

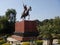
21 13 26 19
21 13 23 18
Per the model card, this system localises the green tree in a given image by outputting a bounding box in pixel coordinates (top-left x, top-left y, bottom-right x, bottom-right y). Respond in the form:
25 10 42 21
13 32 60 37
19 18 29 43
0 16 8 34
53 16 60 38
5 9 17 33
5 9 16 23
53 16 60 34
37 24 54 45
37 16 60 45
0 9 17 34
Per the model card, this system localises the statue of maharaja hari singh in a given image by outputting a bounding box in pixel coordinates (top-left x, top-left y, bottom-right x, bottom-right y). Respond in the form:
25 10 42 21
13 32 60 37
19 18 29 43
21 4 32 20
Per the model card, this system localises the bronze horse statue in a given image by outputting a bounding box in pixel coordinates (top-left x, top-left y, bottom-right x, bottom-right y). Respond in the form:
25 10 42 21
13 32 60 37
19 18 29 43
21 4 32 19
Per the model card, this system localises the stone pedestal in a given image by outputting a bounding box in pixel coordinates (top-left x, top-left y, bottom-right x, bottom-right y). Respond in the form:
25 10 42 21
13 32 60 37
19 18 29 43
12 20 39 41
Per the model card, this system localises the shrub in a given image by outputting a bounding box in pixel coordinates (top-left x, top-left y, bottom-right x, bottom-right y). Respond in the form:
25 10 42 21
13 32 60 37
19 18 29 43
58 39 60 44
0 40 5 45
36 40 43 45
2 43 11 45
0 38 3 40
22 42 30 45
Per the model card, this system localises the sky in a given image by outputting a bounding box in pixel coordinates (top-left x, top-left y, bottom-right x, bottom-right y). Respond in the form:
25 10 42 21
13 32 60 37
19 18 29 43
0 0 60 21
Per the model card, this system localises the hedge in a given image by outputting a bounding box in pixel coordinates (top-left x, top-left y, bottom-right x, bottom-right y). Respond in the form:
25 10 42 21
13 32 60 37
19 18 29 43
36 40 43 45
58 39 60 44
2 43 11 45
22 42 30 45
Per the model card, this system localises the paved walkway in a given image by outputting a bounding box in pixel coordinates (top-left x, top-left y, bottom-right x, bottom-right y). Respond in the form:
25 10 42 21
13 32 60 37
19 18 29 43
43 39 60 45
53 39 60 45
53 43 60 45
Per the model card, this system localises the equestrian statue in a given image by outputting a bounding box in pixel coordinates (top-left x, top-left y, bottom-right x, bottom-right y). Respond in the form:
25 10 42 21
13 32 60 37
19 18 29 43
21 4 32 20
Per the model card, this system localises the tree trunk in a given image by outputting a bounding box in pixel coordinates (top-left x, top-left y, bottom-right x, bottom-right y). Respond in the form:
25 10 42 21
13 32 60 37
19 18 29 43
47 34 53 45
47 38 53 45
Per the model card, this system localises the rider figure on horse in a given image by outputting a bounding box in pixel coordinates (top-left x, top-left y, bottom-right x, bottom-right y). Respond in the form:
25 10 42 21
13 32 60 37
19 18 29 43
21 4 32 20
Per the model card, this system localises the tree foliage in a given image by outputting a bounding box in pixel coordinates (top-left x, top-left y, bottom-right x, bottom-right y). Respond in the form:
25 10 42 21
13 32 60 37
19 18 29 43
0 9 17 35
37 16 60 45
5 9 16 23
